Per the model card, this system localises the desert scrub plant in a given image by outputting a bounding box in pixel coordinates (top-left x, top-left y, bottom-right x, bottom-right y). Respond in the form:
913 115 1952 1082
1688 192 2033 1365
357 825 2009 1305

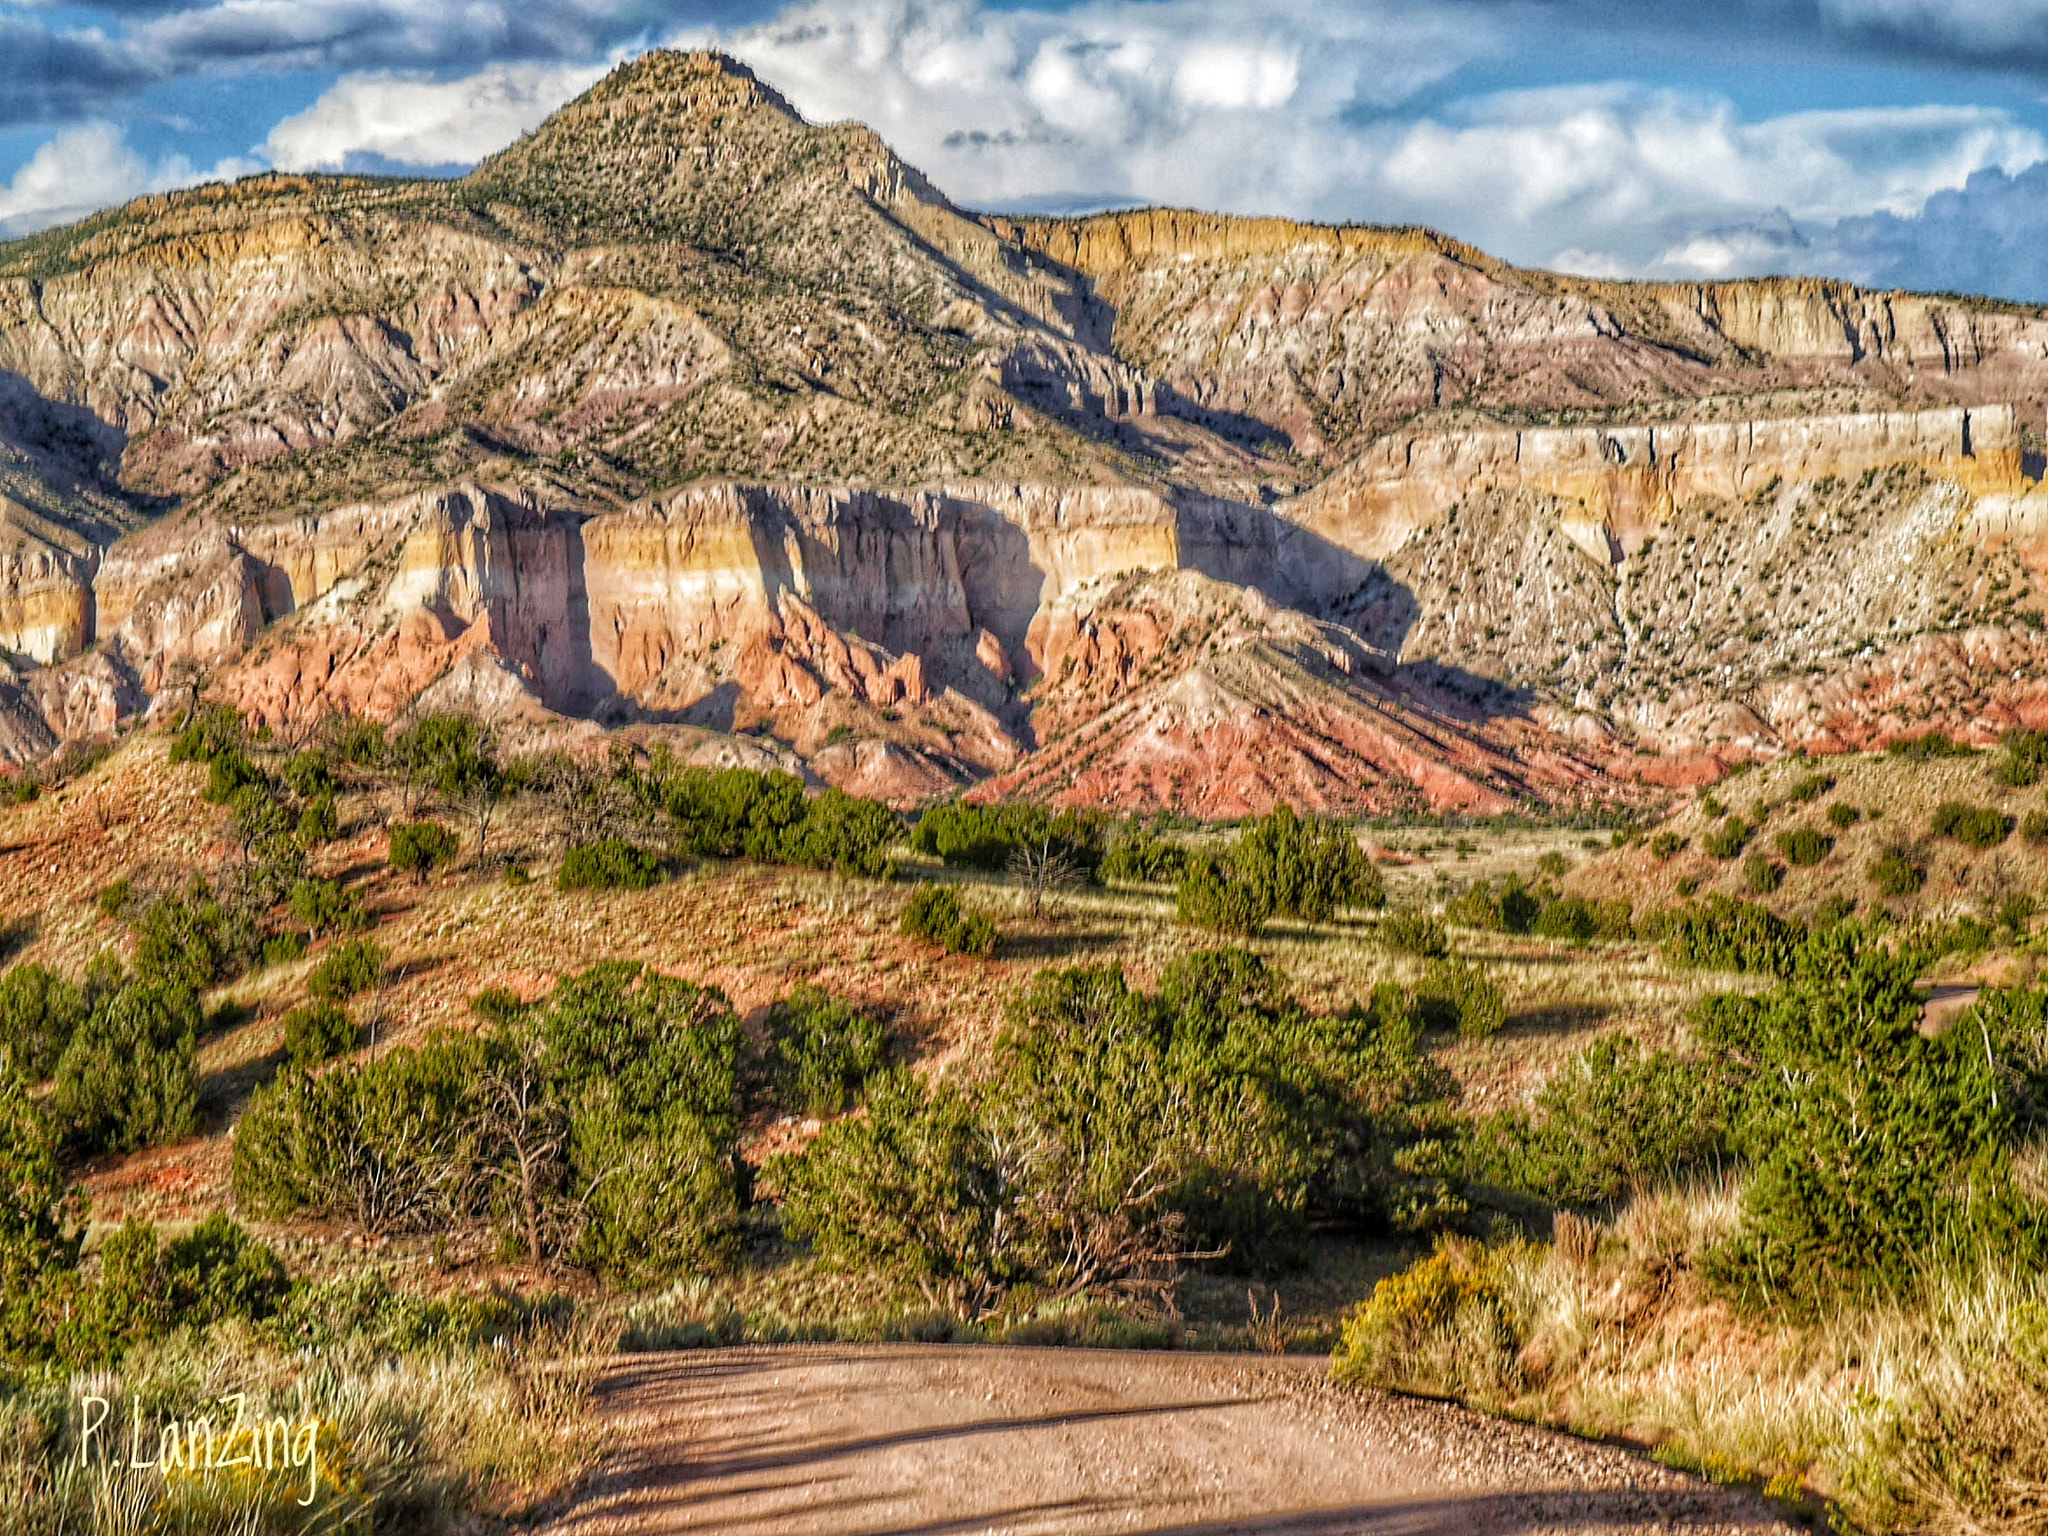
1744 854 1784 894
1414 958 1506 1039
1467 1037 1733 1206
2024 810 2048 844
307 939 385 1004
1774 827 1834 866
1932 800 2013 849
1786 772 1834 804
1890 730 1975 759
558 837 664 891
283 1001 356 1069
1098 823 1187 885
1331 1243 1520 1403
0 962 83 1083
288 876 367 937
236 964 746 1280
1380 911 1449 957
765 984 887 1117
1697 925 2037 1309
388 819 460 883
1444 876 1542 934
899 885 998 957
1826 801 1862 829
778 951 1461 1311
52 974 199 1155
1648 831 1687 861
1531 895 1631 943
1178 806 1382 935
1869 848 1925 896
1643 895 1803 975
1703 816 1751 859
910 800 1103 877
1994 727 2048 786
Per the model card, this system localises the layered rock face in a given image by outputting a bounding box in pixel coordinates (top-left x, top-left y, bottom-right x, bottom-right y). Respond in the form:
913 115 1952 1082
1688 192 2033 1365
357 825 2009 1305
3 49 2048 809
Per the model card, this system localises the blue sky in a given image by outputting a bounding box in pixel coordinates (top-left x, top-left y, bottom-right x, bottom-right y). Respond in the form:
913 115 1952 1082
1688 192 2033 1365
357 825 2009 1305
9 0 2048 298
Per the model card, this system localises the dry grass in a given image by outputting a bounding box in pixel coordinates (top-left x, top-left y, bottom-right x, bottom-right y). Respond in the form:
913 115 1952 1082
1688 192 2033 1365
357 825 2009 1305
1338 1183 2048 1532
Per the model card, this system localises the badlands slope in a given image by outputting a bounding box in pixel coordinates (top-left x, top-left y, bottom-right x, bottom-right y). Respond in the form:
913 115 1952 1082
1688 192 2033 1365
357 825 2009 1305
3 49 2048 809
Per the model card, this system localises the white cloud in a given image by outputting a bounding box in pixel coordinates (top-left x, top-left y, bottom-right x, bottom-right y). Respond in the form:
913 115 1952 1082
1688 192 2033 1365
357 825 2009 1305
265 61 607 172
0 124 220 237
1370 87 2044 271
668 2 2047 276
677 0 1487 213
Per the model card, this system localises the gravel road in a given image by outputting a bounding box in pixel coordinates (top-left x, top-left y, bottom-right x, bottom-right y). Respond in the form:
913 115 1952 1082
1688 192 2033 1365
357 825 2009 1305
538 1344 1799 1535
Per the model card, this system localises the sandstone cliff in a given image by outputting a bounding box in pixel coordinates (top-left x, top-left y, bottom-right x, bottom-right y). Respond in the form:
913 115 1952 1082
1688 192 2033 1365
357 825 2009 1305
1 49 2046 809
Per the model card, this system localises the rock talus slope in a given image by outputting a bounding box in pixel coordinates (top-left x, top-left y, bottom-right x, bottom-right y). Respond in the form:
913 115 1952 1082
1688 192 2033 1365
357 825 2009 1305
3 48 2048 807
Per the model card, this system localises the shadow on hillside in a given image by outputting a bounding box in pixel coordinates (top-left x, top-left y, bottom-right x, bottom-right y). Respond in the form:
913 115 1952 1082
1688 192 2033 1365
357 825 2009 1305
1502 1002 1612 1037
998 924 1124 961
1174 495 1538 721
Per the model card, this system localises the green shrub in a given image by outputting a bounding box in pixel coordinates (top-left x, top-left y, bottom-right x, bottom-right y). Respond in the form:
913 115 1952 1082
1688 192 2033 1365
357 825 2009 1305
232 1030 493 1235
1381 912 1449 957
94 878 131 917
388 819 459 882
288 876 368 937
1177 808 1381 935
0 963 84 1082
1775 828 1834 866
1099 825 1187 885
766 984 887 1117
1933 801 2013 849
2001 894 2037 935
774 787 901 878
558 837 664 891
1469 1037 1732 1206
6 776 35 804
1649 831 1686 860
52 978 200 1154
2025 810 2048 844
1698 926 2035 1308
909 802 1102 876
1414 959 1506 1039
899 886 998 957
131 881 252 990
0 1070 81 1360
1787 772 1834 804
168 705 244 765
296 792 340 844
282 1001 356 1069
1176 852 1273 935
1995 730 2048 786
1646 895 1804 975
1531 896 1609 944
1870 850 1926 896
1331 1245 1516 1400
201 749 267 805
778 951 1459 1305
1703 817 1751 859
1826 801 1862 829
66 1213 289 1363
262 931 306 967
1890 731 1974 759
281 749 334 799
1535 850 1571 878
1444 877 1543 934
308 939 385 1003
1744 854 1784 894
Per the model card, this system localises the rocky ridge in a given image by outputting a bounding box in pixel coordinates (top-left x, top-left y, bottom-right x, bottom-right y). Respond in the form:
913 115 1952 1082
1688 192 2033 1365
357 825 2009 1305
2 49 2048 808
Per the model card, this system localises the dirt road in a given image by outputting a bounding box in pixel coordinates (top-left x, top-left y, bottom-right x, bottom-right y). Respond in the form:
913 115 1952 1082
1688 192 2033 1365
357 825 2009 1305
539 1345 1797 1535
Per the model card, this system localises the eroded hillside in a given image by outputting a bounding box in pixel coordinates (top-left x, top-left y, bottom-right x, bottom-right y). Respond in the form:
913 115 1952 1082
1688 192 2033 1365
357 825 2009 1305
2 49 2048 809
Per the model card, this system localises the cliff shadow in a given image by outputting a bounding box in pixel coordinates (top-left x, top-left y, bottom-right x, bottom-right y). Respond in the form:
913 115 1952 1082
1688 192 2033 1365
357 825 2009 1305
1175 495 1537 720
